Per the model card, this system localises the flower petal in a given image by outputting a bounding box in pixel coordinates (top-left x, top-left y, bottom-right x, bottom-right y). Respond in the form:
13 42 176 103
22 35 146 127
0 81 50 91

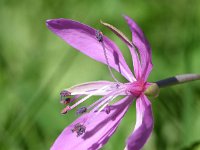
128 46 142 80
124 16 153 81
100 20 142 80
67 81 129 96
126 94 153 150
67 81 116 95
51 96 134 150
46 19 135 82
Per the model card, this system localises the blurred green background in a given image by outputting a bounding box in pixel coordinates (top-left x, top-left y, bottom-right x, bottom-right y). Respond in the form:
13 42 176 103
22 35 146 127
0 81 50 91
0 0 200 149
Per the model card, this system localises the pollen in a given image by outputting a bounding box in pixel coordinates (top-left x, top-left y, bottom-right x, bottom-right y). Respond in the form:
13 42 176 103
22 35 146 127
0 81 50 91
60 90 71 104
72 123 86 137
76 107 87 115
95 30 103 42
61 105 71 114
60 98 71 104
60 90 71 97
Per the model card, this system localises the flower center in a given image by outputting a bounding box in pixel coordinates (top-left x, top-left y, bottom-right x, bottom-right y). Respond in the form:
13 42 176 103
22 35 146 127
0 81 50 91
126 81 146 97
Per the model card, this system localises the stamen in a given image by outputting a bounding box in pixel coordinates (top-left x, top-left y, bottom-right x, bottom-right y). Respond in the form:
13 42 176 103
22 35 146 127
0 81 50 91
70 95 82 103
60 98 71 104
83 94 118 126
80 90 124 127
97 94 118 113
70 85 110 110
60 90 71 104
87 96 106 110
98 102 109 113
60 90 71 97
95 30 103 42
72 123 86 137
93 96 113 113
61 105 71 114
95 30 120 83
86 83 121 110
91 88 124 113
76 106 87 115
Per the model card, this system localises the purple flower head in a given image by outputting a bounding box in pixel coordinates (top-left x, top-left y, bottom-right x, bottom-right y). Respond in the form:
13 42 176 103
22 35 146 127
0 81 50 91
46 15 154 150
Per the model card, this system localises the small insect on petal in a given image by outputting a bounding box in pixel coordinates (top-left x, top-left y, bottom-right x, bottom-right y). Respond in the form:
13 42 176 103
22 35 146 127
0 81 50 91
76 106 87 115
95 30 103 42
71 123 86 137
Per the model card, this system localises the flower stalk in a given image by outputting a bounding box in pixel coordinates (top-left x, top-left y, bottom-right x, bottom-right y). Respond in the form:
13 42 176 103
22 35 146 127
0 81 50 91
156 74 200 88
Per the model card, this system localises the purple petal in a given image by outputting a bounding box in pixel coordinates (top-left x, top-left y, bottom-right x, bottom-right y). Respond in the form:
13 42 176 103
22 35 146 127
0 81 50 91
100 20 142 80
67 81 115 95
46 19 135 82
51 96 134 150
124 16 153 81
128 46 142 80
126 94 153 150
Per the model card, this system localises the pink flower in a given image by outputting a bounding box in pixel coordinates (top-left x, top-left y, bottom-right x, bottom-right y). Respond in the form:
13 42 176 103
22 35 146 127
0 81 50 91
46 15 153 150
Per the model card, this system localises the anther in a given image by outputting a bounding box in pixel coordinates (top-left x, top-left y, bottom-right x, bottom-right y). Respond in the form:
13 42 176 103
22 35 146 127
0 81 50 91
96 30 120 83
60 90 71 97
71 123 86 137
76 107 87 115
61 105 71 114
95 30 103 42
60 90 71 104
60 98 71 104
